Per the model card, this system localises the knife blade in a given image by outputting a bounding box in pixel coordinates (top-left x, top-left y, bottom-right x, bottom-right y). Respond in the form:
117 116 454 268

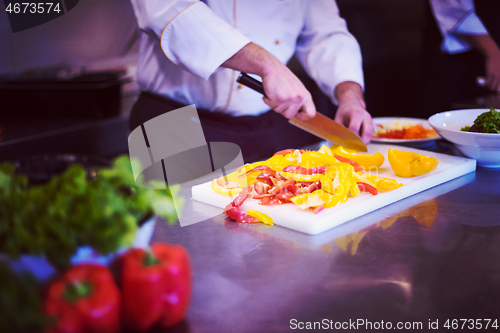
236 73 368 152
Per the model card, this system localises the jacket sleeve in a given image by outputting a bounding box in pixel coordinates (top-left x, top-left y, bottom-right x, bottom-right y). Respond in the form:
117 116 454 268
294 0 364 105
429 0 488 54
130 0 251 80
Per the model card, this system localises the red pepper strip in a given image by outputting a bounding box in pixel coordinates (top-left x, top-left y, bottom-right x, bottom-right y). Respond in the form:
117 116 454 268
253 193 272 199
259 197 286 205
282 165 327 175
313 205 325 214
297 181 321 195
273 149 306 156
232 186 252 208
225 206 260 223
269 178 296 196
334 155 364 172
44 264 121 333
282 165 309 174
256 173 274 186
223 186 251 214
222 186 261 223
254 182 271 195
241 165 276 177
120 243 191 331
357 182 378 195
313 166 327 174
273 190 295 203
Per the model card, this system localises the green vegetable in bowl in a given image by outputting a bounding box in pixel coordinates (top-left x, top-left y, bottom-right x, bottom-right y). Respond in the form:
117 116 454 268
461 108 500 133
0 155 183 268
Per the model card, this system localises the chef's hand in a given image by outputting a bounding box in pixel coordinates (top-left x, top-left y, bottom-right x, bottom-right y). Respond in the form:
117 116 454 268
485 52 500 92
221 42 316 119
334 81 373 144
260 64 316 120
461 34 500 91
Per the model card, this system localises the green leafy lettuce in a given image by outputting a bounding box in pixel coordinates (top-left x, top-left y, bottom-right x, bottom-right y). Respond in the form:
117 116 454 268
0 155 183 268
461 108 500 133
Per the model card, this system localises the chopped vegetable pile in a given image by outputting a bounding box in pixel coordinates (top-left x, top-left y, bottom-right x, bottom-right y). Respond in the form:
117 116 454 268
213 145 404 225
0 155 182 268
461 108 500 133
374 120 439 139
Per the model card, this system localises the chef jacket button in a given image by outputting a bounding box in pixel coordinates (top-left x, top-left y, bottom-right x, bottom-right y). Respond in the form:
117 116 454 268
275 40 280 45
237 84 243 89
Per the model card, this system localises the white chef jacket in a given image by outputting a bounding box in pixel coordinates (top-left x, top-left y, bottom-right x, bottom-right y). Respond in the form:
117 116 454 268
129 0 364 116
429 0 489 54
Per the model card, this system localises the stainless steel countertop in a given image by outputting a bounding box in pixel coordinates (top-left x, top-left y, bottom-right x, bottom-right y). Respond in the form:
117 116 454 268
151 140 500 333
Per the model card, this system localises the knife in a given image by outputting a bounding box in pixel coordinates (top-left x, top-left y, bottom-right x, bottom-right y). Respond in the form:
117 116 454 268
237 73 368 152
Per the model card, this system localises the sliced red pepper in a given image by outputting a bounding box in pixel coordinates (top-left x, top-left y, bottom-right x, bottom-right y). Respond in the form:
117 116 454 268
334 155 364 172
311 166 327 174
357 182 378 195
44 264 121 333
282 165 327 175
282 165 309 174
256 173 275 186
296 181 321 194
232 186 252 208
313 205 325 214
120 243 191 331
241 165 276 177
225 206 260 223
258 196 286 205
223 186 261 223
269 178 296 196
254 182 271 195
273 190 295 203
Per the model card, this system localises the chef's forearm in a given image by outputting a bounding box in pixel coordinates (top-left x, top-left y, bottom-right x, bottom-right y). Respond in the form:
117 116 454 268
221 42 316 119
459 34 500 60
221 42 285 78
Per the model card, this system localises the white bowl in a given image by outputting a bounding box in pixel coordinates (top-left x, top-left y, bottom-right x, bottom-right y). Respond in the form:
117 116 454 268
428 109 500 168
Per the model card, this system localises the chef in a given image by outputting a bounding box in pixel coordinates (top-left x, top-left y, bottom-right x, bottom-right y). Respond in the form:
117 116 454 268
129 0 373 162
430 0 500 92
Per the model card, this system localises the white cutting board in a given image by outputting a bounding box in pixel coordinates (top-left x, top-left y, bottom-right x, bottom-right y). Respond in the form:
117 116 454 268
191 144 476 235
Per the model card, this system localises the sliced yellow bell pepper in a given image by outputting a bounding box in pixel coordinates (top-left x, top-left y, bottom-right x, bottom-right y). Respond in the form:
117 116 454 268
304 151 342 167
330 145 385 170
388 148 439 177
246 209 273 226
280 171 322 182
211 179 243 196
318 144 333 156
319 163 360 199
357 173 403 192
290 189 337 209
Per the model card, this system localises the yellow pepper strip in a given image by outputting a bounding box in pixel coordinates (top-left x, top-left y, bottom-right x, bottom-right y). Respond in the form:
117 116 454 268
304 151 342 167
290 189 335 209
259 153 297 171
280 171 322 182
388 148 439 177
211 179 243 196
246 209 273 226
319 163 360 199
330 145 385 170
298 151 331 169
318 144 333 156
358 173 403 192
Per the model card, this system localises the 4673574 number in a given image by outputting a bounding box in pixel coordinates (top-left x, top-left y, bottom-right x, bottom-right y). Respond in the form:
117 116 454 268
444 319 498 330
5 2 61 14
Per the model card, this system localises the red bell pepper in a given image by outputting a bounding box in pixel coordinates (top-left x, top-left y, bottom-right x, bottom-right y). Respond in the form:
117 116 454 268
44 264 121 333
120 243 191 331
